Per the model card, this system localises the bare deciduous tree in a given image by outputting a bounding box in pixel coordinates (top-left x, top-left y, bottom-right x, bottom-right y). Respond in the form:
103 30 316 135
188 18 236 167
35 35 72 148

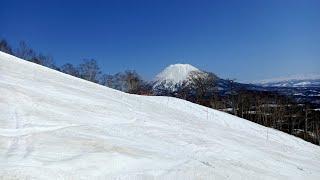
124 70 141 94
188 71 218 104
61 63 80 77
0 39 13 54
78 59 101 83
15 41 36 60
100 74 114 87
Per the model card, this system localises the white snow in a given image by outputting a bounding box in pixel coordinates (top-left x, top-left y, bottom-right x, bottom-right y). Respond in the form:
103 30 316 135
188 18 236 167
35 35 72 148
1 52 320 179
154 64 200 87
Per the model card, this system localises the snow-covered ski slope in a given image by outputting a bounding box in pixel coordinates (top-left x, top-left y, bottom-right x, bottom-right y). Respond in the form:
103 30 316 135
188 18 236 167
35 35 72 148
0 52 320 180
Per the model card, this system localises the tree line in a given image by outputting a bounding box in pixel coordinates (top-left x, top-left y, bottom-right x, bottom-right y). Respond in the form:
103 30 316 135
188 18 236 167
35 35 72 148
160 73 320 145
0 39 151 94
1 38 319 145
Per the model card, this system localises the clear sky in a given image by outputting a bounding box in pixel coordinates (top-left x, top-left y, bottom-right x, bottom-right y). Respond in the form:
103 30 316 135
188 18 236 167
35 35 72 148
1 0 319 81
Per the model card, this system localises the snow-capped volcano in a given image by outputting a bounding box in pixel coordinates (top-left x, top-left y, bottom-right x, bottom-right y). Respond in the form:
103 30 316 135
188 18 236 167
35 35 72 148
1 52 320 179
154 64 201 88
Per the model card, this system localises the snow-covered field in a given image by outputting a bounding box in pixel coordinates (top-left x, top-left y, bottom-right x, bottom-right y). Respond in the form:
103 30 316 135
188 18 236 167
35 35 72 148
0 51 320 179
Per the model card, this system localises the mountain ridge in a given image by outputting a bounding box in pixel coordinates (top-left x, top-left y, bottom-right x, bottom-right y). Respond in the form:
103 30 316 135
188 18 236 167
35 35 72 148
253 74 320 88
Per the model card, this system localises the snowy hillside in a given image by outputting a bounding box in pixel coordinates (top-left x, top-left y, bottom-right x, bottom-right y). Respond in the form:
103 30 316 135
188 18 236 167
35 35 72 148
153 64 200 88
1 52 320 179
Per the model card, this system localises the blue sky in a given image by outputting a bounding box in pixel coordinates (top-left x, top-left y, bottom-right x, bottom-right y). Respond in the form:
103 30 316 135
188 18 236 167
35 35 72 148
1 0 319 81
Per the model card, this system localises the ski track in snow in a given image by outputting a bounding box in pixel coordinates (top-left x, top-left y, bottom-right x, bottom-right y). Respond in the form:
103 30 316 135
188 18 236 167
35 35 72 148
0 51 320 179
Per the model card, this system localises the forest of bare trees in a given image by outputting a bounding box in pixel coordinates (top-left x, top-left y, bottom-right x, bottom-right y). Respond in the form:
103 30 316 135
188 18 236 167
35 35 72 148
1 38 319 145
173 74 320 145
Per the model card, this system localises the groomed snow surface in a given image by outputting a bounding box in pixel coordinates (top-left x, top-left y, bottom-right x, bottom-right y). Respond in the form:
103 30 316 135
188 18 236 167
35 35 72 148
0 51 320 179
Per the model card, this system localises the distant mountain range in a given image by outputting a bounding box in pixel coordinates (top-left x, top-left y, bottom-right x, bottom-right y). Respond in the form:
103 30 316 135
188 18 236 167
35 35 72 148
153 64 320 106
255 74 320 88
154 64 320 88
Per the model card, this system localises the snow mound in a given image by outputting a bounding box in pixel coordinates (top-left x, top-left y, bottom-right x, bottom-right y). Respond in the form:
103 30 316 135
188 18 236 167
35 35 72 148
1 51 320 179
154 64 200 87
